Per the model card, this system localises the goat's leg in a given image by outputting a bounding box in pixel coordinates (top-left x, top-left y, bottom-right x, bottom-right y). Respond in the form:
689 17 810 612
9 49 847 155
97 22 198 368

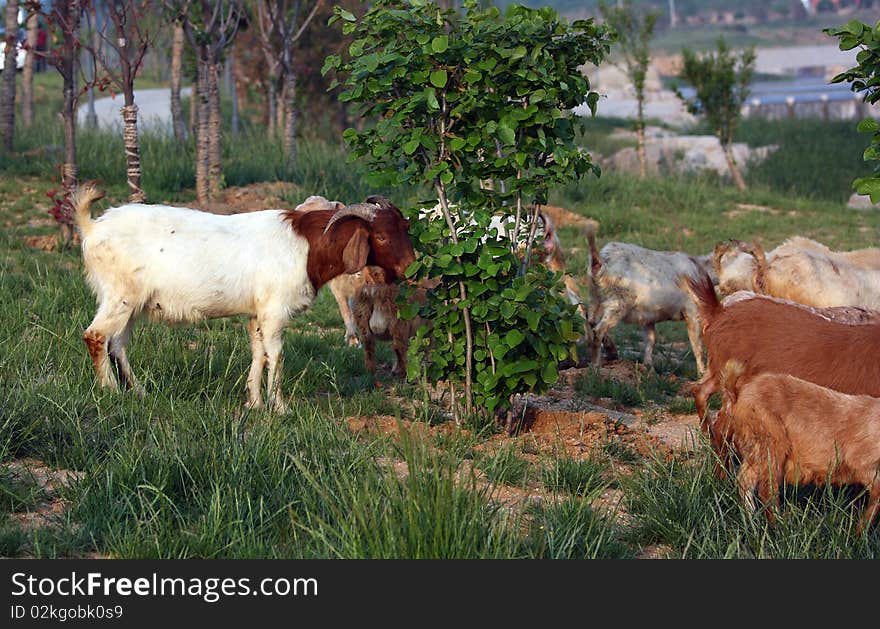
260 315 288 413
329 280 360 347
83 302 134 390
737 462 759 516
391 330 409 378
245 317 266 409
590 306 624 367
693 373 717 428
683 311 705 375
858 481 880 536
362 332 377 374
757 466 781 526
108 317 143 396
642 323 657 370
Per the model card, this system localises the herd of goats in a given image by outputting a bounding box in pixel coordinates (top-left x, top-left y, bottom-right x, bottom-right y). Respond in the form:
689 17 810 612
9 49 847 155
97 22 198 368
66 184 880 531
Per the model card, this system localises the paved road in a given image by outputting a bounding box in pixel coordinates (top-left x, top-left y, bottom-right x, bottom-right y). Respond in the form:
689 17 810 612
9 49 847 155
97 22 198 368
76 87 191 132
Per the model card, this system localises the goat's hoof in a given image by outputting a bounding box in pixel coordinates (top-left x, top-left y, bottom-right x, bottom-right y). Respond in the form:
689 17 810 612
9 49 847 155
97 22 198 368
270 401 289 414
346 335 362 348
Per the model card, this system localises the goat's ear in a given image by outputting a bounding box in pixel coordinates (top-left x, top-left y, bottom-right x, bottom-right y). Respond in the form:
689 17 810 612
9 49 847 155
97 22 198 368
342 226 370 274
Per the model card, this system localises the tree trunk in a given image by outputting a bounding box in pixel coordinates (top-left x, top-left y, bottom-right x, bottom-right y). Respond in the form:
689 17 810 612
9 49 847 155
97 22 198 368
195 57 210 206
0 0 18 153
229 51 239 135
121 101 145 202
189 65 198 139
636 95 647 179
282 70 296 161
267 81 277 138
84 27 98 129
61 76 78 244
170 22 187 141
276 79 285 137
21 12 36 128
206 59 222 200
722 141 747 191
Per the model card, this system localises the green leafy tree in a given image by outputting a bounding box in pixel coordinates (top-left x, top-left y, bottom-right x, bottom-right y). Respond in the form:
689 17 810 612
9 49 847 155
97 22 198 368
324 0 612 422
826 19 880 201
599 1 658 179
675 38 755 191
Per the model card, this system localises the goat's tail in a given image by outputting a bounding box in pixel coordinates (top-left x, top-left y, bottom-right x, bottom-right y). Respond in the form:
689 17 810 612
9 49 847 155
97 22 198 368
585 218 602 277
71 183 105 238
681 266 722 331
719 359 746 405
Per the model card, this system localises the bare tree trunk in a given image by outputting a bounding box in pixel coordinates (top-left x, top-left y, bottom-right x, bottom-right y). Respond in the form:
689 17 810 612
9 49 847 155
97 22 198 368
21 12 36 128
62 78 78 244
170 22 187 141
195 58 210 206
282 70 296 161
722 141 747 191
267 81 277 137
636 96 647 179
121 101 145 202
206 59 222 200
275 79 285 138
189 66 197 138
229 50 239 135
0 0 18 153
84 26 98 129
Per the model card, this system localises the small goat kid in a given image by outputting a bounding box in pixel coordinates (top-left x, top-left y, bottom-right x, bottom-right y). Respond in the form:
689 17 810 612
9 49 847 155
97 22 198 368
74 185 415 411
717 359 880 532
587 224 715 373
350 267 428 377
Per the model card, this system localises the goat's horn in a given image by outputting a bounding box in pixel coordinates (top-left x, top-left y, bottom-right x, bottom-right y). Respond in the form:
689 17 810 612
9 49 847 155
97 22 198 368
323 203 381 234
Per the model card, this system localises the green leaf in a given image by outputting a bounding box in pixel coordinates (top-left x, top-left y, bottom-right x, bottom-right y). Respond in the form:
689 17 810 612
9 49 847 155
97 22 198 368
432 35 449 53
425 88 440 110
541 361 558 385
497 124 516 145
403 139 420 155
430 69 448 88
858 117 879 134
505 329 525 348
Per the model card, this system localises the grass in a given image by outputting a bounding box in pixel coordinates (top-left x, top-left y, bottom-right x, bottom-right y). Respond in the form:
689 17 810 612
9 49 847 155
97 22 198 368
2 73 880 557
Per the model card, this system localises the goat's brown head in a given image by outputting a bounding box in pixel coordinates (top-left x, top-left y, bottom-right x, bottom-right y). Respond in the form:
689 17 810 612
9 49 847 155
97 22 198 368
288 196 415 290
362 195 415 282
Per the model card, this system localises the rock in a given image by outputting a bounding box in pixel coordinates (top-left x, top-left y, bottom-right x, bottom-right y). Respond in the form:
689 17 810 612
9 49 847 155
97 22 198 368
847 193 880 210
604 135 776 178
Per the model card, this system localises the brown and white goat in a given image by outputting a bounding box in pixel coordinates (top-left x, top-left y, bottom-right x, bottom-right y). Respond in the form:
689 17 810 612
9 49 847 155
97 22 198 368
74 185 415 411
684 270 880 425
350 267 429 377
716 359 880 532
586 224 716 373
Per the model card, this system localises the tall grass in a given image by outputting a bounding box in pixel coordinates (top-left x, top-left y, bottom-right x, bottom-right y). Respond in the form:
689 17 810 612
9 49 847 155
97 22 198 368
734 118 871 203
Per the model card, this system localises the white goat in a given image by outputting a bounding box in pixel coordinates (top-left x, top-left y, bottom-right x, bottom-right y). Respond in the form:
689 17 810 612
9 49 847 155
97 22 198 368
587 224 715 373
73 185 415 411
715 237 880 309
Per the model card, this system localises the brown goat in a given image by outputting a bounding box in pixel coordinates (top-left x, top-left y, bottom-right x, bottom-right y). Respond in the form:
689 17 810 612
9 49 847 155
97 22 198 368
684 270 880 426
351 268 428 377
717 360 880 532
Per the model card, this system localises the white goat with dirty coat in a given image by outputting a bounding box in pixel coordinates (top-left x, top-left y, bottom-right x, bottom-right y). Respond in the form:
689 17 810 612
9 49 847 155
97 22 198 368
74 185 415 411
587 224 714 373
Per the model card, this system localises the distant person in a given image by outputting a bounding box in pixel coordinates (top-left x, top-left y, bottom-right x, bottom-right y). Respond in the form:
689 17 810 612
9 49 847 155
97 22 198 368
36 25 46 72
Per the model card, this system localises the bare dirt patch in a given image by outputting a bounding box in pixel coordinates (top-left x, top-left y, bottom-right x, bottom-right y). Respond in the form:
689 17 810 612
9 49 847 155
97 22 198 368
23 234 61 251
6 458 84 534
184 182 306 215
